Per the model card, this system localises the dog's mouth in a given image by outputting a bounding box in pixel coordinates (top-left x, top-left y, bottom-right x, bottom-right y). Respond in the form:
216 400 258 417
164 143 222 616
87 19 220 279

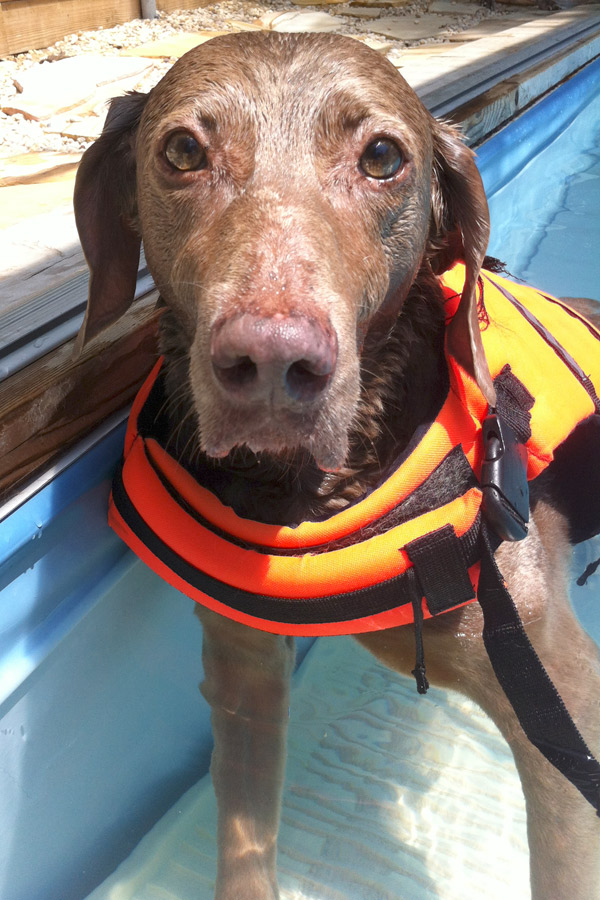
198 402 351 473
187 313 360 473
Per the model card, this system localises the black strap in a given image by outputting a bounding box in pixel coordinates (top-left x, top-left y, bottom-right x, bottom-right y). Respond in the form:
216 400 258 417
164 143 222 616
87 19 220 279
411 590 429 695
478 524 600 816
493 364 534 444
406 523 477 693
407 524 475 615
577 557 600 587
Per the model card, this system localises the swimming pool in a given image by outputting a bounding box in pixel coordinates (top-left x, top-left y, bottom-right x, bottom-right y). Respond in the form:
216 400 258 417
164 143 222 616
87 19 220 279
0 56 598 900
481 54 600 301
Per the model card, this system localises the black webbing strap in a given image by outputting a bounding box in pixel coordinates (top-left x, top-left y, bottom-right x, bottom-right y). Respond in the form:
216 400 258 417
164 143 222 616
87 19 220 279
407 524 475 615
478 523 600 816
577 557 600 587
406 524 477 694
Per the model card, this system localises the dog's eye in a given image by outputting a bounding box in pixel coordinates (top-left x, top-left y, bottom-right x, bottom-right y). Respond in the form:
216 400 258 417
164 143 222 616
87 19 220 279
359 139 404 179
164 131 207 171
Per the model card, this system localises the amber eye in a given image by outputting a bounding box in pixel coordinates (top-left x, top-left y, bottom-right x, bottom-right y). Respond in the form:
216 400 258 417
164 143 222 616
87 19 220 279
164 131 207 171
359 139 404 179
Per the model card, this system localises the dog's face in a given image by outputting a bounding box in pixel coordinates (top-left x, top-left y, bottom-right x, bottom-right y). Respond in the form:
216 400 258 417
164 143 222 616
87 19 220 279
75 32 491 471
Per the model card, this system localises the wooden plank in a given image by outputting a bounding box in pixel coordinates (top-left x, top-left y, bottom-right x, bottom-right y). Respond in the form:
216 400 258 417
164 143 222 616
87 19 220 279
0 5 10 56
0 0 140 55
446 18 529 42
121 31 227 58
155 0 213 11
452 29 600 145
410 7 600 115
0 292 160 505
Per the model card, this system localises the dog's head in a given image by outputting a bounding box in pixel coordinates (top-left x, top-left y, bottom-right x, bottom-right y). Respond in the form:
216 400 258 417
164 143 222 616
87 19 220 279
74 32 492 471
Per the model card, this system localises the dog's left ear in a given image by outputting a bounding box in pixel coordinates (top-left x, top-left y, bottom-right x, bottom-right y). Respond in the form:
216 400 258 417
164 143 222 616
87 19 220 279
429 122 496 408
73 91 149 354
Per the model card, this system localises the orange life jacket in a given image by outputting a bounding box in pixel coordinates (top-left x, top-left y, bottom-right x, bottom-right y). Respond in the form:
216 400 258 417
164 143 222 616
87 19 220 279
109 265 600 636
108 264 600 815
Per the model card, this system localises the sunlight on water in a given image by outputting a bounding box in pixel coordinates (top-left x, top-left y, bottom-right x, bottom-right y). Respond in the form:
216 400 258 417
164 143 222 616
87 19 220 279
487 89 600 300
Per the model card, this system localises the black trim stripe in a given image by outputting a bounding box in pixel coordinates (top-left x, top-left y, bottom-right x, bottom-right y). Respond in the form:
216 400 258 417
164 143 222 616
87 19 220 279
541 293 600 343
144 441 478 557
112 461 483 625
485 275 600 413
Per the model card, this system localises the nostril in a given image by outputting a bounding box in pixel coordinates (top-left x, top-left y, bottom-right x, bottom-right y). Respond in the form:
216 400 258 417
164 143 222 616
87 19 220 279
213 356 258 390
210 312 337 404
286 359 332 402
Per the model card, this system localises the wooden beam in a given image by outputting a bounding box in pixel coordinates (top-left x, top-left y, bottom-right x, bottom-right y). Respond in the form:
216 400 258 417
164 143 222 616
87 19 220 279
155 0 213 11
0 5 10 56
0 293 160 505
0 0 140 55
0 0 218 56
450 29 600 145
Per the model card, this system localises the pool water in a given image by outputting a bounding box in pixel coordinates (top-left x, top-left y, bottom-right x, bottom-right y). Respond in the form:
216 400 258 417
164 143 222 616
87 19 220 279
482 56 600 301
482 58 600 652
488 113 600 300
83 59 600 900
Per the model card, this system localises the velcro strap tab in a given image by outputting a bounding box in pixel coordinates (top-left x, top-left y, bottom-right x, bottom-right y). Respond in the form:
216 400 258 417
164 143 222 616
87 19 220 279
406 524 475 615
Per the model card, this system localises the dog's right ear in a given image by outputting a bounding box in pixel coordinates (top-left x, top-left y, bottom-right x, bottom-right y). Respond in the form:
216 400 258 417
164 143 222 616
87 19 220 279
429 122 496 408
74 91 149 353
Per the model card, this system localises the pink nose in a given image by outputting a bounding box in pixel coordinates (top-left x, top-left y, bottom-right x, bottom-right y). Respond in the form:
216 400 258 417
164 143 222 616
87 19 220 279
210 313 337 404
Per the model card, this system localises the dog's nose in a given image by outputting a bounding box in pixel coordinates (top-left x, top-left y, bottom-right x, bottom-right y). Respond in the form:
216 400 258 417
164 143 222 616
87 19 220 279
210 313 337 404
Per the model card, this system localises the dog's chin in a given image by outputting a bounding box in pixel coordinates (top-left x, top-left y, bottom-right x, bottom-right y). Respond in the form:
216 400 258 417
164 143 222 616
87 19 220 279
199 414 349 473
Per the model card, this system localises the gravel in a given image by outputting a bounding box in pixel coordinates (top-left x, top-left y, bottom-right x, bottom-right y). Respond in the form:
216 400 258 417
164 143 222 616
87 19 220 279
0 0 521 157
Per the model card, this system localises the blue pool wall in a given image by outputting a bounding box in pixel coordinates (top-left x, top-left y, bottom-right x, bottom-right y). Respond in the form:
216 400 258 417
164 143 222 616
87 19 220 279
0 425 314 900
0 57 599 900
0 427 210 900
480 54 600 299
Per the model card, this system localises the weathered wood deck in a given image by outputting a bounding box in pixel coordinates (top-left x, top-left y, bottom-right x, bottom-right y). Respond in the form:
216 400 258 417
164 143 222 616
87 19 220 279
0 0 212 56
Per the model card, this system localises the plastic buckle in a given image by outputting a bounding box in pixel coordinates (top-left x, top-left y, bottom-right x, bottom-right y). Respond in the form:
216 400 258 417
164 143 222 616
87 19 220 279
481 414 529 542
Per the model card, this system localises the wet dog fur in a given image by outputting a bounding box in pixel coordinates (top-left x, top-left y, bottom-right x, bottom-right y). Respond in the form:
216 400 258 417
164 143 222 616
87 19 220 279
74 32 600 900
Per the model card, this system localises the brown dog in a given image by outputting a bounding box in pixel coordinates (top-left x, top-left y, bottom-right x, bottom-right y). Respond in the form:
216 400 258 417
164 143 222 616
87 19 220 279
74 32 600 900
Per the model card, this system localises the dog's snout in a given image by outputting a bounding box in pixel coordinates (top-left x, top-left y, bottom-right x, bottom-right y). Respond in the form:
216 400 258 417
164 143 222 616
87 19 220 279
210 313 337 404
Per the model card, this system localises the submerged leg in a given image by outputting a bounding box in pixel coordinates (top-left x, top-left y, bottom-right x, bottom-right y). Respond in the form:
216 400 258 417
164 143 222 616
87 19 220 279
356 510 600 900
198 608 295 900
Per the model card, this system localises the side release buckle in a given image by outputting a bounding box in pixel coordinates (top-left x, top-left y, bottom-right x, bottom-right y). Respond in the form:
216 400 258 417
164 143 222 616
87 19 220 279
481 414 529 542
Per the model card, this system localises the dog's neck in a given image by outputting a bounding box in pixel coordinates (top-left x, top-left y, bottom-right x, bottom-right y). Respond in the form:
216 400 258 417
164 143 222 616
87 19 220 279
159 270 447 526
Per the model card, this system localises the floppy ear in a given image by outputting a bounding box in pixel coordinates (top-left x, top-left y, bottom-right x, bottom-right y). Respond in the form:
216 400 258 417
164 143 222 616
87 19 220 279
73 91 149 353
429 122 496 408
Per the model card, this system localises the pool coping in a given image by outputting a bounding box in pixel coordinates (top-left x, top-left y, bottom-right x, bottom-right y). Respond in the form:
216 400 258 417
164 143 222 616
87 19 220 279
450 9 600 144
408 5 600 115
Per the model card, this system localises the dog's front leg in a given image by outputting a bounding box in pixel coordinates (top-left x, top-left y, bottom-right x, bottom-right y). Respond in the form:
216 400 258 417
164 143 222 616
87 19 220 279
198 608 295 900
356 512 600 900
359 607 600 900
508 715 600 900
